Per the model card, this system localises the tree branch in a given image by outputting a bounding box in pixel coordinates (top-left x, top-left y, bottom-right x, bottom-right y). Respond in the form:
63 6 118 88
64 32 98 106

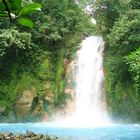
2 0 12 22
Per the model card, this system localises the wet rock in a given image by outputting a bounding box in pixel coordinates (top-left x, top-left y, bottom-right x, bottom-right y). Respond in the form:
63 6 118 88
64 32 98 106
65 60 76 86
44 82 54 104
44 91 54 104
0 131 60 140
26 130 36 137
15 87 37 121
64 88 75 99
63 60 76 115
0 132 14 140
32 100 44 116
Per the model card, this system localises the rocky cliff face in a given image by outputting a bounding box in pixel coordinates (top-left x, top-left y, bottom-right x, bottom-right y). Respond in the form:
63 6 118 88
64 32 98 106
15 87 45 122
63 60 76 115
15 88 36 121
0 57 77 122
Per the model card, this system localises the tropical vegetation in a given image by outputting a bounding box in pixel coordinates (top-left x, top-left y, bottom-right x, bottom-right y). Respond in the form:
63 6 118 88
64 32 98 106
0 0 140 123
94 0 140 122
0 0 94 122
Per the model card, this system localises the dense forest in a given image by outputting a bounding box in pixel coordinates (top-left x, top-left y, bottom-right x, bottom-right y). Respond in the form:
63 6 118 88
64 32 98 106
94 0 140 122
0 0 94 122
0 0 140 123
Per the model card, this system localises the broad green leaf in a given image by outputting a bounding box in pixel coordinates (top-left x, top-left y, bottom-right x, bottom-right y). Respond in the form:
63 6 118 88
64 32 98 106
18 18 34 28
19 3 42 16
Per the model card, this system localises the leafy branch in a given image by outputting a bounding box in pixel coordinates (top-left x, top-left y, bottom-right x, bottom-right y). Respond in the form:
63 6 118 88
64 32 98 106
2 0 12 22
0 0 42 28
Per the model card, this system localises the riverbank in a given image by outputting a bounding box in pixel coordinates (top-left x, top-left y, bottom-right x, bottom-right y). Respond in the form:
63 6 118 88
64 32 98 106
0 124 140 140
0 131 61 140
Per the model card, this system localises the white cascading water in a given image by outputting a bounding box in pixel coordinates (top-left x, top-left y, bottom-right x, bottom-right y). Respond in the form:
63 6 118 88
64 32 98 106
53 36 110 127
74 36 110 127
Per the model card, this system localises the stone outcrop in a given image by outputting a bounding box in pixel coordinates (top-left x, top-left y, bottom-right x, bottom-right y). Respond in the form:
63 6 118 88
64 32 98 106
13 59 77 122
15 87 39 121
14 81 55 122
0 131 59 140
44 82 54 104
65 60 76 87
32 100 44 116
63 60 76 114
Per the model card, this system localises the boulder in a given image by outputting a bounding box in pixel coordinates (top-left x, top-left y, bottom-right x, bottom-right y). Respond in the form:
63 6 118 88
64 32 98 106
15 87 37 121
32 100 44 116
44 90 54 104
44 82 54 104
64 88 75 99
0 131 59 140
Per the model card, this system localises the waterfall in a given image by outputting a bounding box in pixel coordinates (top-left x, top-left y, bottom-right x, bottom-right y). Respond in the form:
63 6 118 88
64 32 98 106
53 36 110 127
74 36 110 127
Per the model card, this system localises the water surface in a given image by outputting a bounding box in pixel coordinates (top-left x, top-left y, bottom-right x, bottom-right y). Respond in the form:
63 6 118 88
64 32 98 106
0 123 140 140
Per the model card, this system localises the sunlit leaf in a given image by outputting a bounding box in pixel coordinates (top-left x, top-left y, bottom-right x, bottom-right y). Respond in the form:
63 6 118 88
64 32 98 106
19 3 42 16
18 18 34 28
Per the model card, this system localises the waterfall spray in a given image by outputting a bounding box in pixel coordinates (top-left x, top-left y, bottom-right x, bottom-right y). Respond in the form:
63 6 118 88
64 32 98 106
74 36 110 127
53 36 110 127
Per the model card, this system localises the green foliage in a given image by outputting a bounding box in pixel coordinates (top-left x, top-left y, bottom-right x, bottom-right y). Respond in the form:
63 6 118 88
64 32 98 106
0 0 95 121
0 62 19 108
0 29 31 56
16 73 38 93
37 57 52 80
0 1 42 28
34 0 94 47
51 49 66 106
95 0 140 122
107 10 140 54
19 3 41 16
0 80 17 107
125 48 140 93
18 18 34 28
17 2 42 28
94 0 120 35
0 0 22 11
0 0 17 12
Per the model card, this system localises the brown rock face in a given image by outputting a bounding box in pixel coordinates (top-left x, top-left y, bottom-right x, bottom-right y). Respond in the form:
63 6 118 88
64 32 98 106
65 60 76 86
32 100 44 116
15 87 37 121
44 92 54 104
44 82 54 104
65 88 75 99
63 60 76 114
64 88 76 114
